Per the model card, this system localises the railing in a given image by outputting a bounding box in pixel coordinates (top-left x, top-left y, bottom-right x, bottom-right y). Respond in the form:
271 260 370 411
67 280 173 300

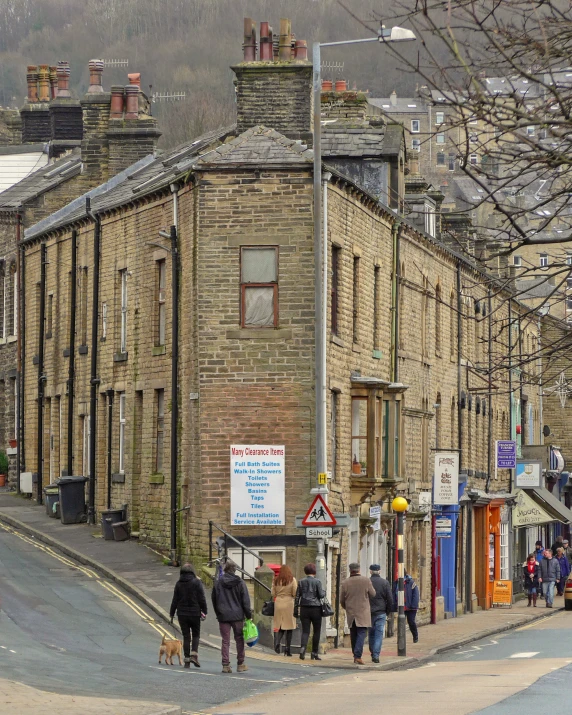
208 520 271 593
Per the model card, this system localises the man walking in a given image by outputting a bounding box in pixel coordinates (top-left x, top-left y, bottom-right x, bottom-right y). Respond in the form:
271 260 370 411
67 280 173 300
539 549 560 608
563 539 572 566
211 560 252 673
392 572 420 643
340 562 375 665
367 564 393 663
169 563 208 668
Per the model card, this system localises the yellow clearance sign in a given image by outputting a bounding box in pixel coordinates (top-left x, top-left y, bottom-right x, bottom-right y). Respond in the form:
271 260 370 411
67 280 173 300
492 580 513 607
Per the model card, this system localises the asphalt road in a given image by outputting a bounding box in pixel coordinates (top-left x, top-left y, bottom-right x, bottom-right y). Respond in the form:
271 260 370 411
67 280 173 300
0 522 337 713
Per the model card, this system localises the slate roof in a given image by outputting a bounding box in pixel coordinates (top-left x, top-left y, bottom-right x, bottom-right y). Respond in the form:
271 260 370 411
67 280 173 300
0 143 51 195
321 122 386 158
0 149 81 209
368 97 427 113
516 277 557 300
196 125 313 165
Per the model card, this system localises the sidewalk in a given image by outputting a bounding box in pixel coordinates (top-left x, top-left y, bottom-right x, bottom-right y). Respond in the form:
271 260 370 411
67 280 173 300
0 490 562 672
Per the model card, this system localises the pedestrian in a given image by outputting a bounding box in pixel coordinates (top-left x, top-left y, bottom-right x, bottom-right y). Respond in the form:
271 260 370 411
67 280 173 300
535 541 545 598
556 547 571 596
169 563 208 668
551 534 564 556
340 562 375 665
367 564 393 663
211 559 252 673
522 553 541 607
539 549 560 608
271 565 297 656
294 563 326 661
563 539 572 566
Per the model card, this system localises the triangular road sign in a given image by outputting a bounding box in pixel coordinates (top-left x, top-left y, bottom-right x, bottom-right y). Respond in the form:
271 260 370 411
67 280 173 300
302 494 337 526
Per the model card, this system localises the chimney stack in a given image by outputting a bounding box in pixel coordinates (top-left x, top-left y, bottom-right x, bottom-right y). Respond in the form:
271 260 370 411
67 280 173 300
81 59 112 184
21 64 51 142
50 60 83 156
233 17 312 142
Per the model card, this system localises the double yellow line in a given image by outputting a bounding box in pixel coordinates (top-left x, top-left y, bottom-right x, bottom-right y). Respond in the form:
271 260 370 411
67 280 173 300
0 520 174 640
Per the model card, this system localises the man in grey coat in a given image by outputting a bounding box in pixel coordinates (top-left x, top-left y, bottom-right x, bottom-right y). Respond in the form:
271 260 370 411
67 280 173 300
540 549 561 608
340 562 376 665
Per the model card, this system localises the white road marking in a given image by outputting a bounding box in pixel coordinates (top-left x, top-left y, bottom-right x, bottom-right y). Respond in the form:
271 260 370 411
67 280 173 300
149 665 285 683
0 646 6 649
509 652 540 658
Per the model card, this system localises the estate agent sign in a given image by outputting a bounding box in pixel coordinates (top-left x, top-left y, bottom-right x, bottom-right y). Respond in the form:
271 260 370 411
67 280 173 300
230 445 285 525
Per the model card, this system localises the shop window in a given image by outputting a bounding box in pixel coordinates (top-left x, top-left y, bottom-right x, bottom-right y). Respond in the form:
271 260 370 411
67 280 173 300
240 246 278 328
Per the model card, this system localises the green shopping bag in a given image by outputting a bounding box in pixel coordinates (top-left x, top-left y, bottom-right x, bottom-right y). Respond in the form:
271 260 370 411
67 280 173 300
243 618 259 647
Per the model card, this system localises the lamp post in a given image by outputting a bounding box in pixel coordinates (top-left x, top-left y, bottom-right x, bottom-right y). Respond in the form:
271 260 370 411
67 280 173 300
392 496 408 656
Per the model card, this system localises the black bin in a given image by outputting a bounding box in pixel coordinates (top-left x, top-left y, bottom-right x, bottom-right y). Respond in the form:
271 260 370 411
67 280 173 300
44 484 60 519
112 520 130 542
58 476 88 524
101 507 126 540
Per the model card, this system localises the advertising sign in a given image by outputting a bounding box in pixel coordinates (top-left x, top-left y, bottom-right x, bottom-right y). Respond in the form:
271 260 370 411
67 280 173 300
511 489 552 527
433 452 460 505
492 580 513 607
514 460 542 488
496 440 517 469
435 516 452 537
230 445 285 525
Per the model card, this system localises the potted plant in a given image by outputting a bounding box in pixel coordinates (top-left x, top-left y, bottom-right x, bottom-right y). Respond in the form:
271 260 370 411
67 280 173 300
9 438 16 449
0 450 8 487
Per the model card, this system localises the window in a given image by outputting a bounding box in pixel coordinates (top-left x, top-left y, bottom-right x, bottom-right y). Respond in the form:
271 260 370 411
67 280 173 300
352 256 360 344
411 138 421 152
11 265 16 337
157 260 166 346
101 302 107 339
331 245 340 334
470 154 478 165
437 152 445 166
470 134 478 143
155 389 165 473
118 392 126 474
81 268 88 346
448 153 456 171
566 296 572 311
82 414 90 477
0 263 6 340
527 126 535 136
352 397 368 476
469 115 478 124
539 253 548 267
436 132 445 144
47 293 53 337
373 266 381 349
513 255 522 267
425 204 436 237
450 289 456 359
120 269 127 351
330 391 338 481
421 277 429 356
240 247 278 328
411 119 420 133
435 111 444 125
435 284 442 355
567 254 572 266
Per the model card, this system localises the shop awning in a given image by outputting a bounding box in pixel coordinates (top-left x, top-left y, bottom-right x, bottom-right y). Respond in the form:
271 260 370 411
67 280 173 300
528 488 572 524
512 490 553 527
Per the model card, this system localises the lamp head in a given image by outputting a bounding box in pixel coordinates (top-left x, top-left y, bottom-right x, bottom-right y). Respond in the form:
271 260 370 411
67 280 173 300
392 496 409 513
379 26 417 43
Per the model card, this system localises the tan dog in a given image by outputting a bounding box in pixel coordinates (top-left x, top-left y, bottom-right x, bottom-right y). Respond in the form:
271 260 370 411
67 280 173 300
158 633 183 665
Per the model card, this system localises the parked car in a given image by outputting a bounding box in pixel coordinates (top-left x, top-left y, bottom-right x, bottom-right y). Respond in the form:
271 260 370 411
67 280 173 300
565 576 572 610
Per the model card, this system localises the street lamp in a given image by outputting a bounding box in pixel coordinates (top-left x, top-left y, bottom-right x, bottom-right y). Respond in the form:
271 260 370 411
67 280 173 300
392 495 409 656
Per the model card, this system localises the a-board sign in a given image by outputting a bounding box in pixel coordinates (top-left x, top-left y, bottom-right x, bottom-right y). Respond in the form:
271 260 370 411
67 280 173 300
492 580 513 607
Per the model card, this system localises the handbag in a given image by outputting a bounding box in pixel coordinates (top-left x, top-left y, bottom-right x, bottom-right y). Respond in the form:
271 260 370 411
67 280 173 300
320 597 334 618
261 598 275 617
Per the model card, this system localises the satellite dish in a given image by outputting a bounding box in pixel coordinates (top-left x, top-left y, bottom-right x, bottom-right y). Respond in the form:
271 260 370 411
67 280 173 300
543 425 551 437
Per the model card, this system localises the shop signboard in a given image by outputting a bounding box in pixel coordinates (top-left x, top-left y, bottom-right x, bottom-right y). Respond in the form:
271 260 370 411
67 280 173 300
514 460 542 488
230 445 285 525
492 580 513 607
511 489 552 527
433 452 459 505
496 440 517 469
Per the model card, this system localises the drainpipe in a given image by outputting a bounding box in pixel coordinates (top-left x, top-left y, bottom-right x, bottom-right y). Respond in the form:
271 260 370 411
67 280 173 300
16 212 23 492
508 299 513 493
67 229 77 476
106 389 113 509
390 220 402 382
170 183 179 563
486 288 493 494
86 198 100 524
37 241 47 503
456 262 462 470
321 172 331 468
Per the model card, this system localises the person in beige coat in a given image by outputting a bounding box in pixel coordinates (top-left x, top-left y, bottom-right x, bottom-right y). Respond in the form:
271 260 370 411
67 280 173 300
271 565 298 656
340 562 376 664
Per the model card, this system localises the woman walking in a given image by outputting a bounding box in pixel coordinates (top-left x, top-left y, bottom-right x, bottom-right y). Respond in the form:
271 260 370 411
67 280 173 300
295 563 326 661
556 547 571 596
522 553 541 607
271 565 297 656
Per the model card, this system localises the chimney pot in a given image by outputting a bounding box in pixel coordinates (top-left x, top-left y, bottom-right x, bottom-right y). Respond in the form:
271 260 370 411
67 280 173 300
124 84 139 119
390 89 397 106
322 80 333 91
278 18 292 61
88 59 105 94
110 85 125 118
26 65 39 102
38 64 50 102
56 61 71 98
127 73 141 88
335 79 347 92
243 17 257 61
260 21 273 61
294 39 308 61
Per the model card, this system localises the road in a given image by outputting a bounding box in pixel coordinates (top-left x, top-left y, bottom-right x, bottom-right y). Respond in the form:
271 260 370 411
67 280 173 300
210 609 572 715
0 521 337 714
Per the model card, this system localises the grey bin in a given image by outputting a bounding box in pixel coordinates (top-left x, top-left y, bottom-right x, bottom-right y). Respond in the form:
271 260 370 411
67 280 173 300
43 485 60 519
58 476 88 524
101 504 128 540
112 520 130 542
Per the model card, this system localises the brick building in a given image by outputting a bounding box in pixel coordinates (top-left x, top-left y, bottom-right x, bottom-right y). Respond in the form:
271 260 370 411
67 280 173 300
18 19 564 636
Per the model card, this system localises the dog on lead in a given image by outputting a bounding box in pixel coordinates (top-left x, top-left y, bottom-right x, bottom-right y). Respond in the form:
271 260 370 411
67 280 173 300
158 633 183 665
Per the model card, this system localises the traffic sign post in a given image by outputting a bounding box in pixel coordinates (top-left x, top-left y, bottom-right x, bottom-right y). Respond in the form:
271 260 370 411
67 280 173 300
302 494 337 526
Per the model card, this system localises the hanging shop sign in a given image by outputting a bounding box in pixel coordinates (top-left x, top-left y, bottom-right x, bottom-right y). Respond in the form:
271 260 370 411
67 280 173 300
514 460 542 488
433 452 459 505
511 489 552 527
230 445 285 525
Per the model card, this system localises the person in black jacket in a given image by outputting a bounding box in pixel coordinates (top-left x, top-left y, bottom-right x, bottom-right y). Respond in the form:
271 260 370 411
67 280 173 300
211 560 252 674
367 564 393 663
170 563 208 668
294 563 326 660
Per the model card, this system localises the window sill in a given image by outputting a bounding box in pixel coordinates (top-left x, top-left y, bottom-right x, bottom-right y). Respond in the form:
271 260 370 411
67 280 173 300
6 335 16 344
32 354 39 365
45 332 52 340
149 473 164 484
78 345 88 355
331 334 345 348
111 472 125 484
372 349 382 360
226 328 292 340
63 348 70 357
153 345 166 356
352 343 362 354
114 351 128 362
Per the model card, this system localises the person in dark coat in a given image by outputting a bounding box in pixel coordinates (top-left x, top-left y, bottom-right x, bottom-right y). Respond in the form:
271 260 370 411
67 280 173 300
522 553 541 607
539 549 561 607
170 563 208 668
211 560 252 674
556 547 571 596
294 563 326 661
367 564 393 663
393 572 420 643
551 535 564 556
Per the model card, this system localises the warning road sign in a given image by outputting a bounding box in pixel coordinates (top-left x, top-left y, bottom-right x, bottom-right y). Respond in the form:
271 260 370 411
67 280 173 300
301 494 337 527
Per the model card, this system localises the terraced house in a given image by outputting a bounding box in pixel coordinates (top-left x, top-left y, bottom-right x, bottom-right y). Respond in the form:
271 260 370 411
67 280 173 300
18 19 567 639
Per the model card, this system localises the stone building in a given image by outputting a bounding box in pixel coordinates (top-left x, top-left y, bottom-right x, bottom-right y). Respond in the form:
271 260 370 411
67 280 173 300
18 18 561 636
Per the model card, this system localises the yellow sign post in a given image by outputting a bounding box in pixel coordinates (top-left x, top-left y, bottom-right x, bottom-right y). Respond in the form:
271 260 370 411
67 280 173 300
318 473 328 485
492 580 513 607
